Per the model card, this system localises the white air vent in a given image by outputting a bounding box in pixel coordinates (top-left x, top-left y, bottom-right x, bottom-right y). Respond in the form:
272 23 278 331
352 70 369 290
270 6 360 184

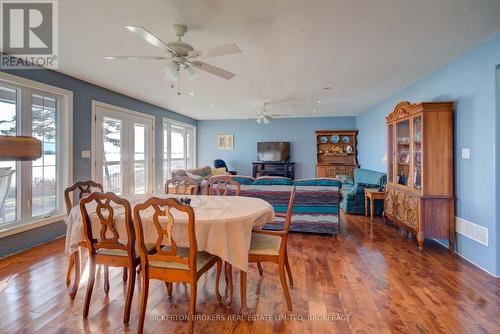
456 217 488 246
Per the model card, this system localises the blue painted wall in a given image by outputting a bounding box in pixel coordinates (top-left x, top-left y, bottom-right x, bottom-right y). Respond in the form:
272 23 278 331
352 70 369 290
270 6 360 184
496 65 500 275
356 34 500 275
0 67 195 258
197 117 356 178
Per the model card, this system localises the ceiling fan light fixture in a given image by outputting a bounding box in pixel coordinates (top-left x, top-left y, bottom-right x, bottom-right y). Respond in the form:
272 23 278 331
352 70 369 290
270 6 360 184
185 65 197 80
164 63 178 81
262 116 270 125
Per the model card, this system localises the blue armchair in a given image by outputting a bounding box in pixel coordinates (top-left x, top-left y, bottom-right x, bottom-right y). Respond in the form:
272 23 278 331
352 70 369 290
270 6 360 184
340 168 386 215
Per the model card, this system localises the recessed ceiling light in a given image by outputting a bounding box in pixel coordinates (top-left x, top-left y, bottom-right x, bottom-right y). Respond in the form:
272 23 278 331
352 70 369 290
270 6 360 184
189 92 195 96
210 104 214 108
318 100 322 104
313 110 317 113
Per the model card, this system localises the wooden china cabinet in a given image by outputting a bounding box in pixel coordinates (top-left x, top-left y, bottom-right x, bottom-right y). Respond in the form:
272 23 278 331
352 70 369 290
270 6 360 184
384 101 455 254
316 130 359 177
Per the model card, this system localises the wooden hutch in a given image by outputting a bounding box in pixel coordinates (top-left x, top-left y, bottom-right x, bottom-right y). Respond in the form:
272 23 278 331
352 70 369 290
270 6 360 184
316 130 359 177
384 101 455 253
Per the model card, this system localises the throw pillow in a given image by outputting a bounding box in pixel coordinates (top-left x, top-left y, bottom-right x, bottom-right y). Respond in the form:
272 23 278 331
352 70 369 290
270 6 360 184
185 171 204 182
211 167 229 176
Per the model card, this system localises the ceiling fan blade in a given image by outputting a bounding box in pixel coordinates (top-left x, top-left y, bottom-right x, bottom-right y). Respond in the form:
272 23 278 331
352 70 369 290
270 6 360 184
190 61 236 80
104 56 169 60
125 26 173 53
202 43 241 57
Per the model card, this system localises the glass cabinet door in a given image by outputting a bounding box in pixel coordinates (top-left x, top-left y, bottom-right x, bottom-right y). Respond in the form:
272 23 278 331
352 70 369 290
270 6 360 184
396 120 410 186
413 116 422 189
387 124 393 183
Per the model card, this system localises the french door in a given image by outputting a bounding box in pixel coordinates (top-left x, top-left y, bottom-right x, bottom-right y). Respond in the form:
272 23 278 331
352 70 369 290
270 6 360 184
92 102 154 195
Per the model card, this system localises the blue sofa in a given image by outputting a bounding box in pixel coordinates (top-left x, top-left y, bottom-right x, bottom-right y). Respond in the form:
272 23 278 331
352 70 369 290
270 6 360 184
226 176 342 235
339 168 387 215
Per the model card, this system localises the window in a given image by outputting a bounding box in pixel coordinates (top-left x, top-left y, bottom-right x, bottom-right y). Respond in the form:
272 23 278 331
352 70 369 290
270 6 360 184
0 73 72 233
163 119 196 184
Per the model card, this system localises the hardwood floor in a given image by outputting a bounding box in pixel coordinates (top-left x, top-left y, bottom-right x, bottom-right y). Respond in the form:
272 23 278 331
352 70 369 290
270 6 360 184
0 214 498 334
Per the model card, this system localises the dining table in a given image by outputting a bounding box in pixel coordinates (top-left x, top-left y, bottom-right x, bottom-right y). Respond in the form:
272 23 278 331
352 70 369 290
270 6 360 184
64 193 275 312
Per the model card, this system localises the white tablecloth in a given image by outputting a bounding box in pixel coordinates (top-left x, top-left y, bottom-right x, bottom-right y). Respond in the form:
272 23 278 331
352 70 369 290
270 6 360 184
64 194 275 271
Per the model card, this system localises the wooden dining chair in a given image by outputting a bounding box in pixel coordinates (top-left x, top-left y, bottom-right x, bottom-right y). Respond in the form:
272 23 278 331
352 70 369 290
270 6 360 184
80 192 152 324
208 175 240 196
133 197 222 334
242 186 296 313
164 175 197 195
64 180 114 300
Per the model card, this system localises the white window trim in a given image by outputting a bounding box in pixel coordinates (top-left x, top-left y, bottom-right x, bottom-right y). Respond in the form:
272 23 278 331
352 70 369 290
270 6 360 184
0 71 73 238
162 117 197 188
90 100 156 193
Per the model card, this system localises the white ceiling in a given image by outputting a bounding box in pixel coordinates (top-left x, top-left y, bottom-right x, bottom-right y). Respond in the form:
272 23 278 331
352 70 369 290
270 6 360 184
55 0 500 120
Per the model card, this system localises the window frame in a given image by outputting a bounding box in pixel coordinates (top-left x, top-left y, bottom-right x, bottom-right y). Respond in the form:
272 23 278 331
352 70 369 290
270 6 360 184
0 72 73 238
162 118 197 184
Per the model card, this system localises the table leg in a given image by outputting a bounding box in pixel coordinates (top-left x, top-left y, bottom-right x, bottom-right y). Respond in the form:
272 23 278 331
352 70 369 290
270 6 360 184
224 262 233 308
365 196 369 217
240 270 248 317
370 199 375 221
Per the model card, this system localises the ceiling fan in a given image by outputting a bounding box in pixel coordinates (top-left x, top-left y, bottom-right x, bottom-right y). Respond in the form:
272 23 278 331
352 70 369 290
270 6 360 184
104 24 241 94
256 103 285 124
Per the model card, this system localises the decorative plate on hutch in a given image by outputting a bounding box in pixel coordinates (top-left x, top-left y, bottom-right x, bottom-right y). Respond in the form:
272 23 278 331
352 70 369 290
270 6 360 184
320 136 328 144
330 135 340 143
342 136 351 143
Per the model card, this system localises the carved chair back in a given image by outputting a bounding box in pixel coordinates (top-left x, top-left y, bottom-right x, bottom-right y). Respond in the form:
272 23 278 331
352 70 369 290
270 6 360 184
208 176 240 196
65 180 103 216
79 192 135 259
164 176 196 195
133 197 197 272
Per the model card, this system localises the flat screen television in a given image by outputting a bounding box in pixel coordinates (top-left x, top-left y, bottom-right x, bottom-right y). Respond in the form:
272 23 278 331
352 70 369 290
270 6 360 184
257 142 291 162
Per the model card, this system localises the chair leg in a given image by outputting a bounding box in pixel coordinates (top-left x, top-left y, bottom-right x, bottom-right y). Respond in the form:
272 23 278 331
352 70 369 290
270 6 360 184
122 267 128 284
215 259 222 304
138 270 149 334
165 282 172 297
188 281 197 334
224 262 233 308
83 257 96 318
66 253 75 286
257 262 264 276
278 261 293 312
285 250 294 288
123 266 135 324
103 265 110 294
69 249 81 300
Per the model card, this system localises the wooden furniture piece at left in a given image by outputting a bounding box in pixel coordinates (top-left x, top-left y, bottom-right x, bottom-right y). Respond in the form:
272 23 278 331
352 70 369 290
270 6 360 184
316 130 359 177
384 101 455 253
80 192 144 324
133 197 222 334
242 186 296 314
0 135 41 161
364 188 385 221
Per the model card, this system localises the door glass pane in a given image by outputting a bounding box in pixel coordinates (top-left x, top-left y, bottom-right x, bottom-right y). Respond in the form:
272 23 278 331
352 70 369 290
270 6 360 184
413 117 422 189
396 120 410 186
32 94 57 217
170 125 185 172
134 124 146 194
387 124 393 183
102 117 122 194
0 85 17 223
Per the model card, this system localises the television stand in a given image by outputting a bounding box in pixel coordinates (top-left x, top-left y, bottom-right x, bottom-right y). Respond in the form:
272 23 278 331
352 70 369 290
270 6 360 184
252 161 295 179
